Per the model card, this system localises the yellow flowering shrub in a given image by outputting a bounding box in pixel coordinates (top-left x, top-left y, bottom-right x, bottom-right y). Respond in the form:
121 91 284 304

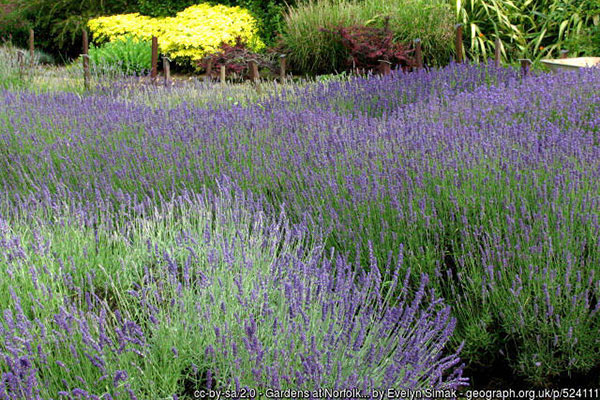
87 14 161 42
87 4 264 65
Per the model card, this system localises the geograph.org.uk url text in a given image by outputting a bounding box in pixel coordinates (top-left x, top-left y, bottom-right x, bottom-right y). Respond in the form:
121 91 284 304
462 388 600 400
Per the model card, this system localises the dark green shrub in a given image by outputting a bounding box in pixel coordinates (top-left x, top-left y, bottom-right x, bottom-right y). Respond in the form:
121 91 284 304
280 0 454 75
136 0 199 16
0 1 28 50
231 0 286 46
89 35 151 75
33 49 56 64
2 0 137 61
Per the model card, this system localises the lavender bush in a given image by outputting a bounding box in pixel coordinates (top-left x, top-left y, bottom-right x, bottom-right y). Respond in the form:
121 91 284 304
0 182 464 398
1 61 599 386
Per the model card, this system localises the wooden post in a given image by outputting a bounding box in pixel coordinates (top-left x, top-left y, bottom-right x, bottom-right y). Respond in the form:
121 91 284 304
16 50 23 69
279 54 287 82
17 50 24 78
28 28 34 67
205 59 214 81
248 59 259 83
151 36 158 83
82 30 91 90
560 50 568 59
378 60 391 75
455 24 463 63
494 37 501 68
162 56 171 85
220 65 226 85
519 58 532 78
414 38 423 70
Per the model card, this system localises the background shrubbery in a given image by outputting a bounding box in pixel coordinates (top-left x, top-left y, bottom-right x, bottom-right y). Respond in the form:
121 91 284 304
280 0 454 74
0 0 138 60
137 0 290 46
0 0 286 61
88 4 264 67
2 0 598 72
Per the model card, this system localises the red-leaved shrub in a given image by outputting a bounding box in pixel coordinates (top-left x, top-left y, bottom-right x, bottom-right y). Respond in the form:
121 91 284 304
322 18 415 74
198 37 275 81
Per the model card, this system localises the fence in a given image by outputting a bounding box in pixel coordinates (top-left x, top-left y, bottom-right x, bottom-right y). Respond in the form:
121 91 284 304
94 26 538 86
18 26 571 91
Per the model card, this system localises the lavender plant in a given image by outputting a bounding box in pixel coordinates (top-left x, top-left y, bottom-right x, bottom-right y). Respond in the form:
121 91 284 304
1 61 599 386
0 45 26 89
0 183 464 397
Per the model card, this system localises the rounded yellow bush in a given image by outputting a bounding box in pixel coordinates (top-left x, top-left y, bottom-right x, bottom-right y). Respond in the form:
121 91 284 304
88 4 264 66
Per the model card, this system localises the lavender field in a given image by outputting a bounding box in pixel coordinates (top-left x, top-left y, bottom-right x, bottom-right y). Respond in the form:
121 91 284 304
1 63 600 398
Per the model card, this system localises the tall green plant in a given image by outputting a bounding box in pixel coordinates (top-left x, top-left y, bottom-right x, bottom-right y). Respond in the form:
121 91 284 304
89 35 151 75
563 23 600 57
452 0 600 63
281 0 357 74
523 0 600 59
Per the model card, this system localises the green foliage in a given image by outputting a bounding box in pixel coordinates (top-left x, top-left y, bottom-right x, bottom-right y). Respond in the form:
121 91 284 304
232 0 286 46
136 0 199 16
315 70 350 82
0 1 28 48
563 23 600 57
452 0 600 62
529 0 600 57
89 35 151 75
280 0 454 75
33 49 56 64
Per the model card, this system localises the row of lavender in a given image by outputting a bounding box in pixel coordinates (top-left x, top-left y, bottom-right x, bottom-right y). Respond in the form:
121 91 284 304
0 67 486 398
0 63 599 393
